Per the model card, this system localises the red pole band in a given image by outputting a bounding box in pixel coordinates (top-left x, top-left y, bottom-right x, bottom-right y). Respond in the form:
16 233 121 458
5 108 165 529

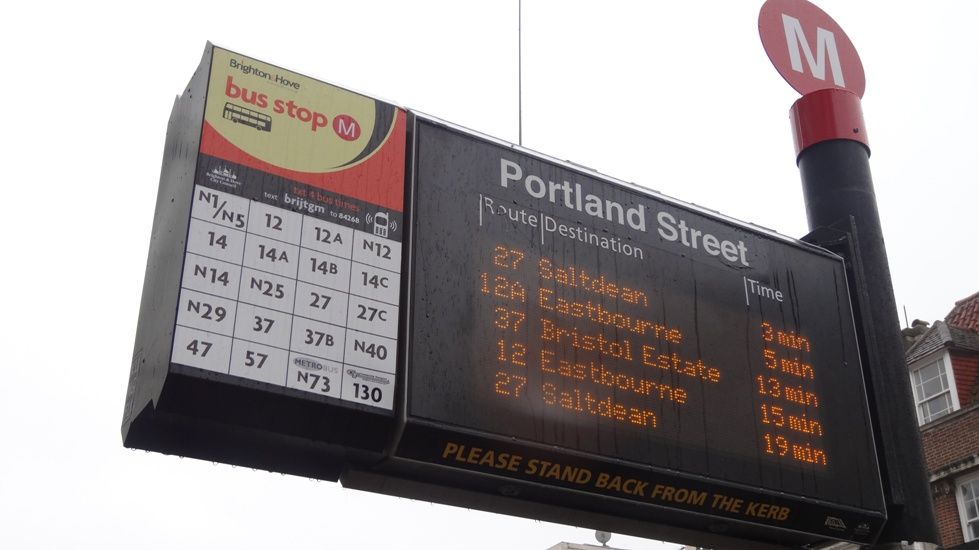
790 88 868 160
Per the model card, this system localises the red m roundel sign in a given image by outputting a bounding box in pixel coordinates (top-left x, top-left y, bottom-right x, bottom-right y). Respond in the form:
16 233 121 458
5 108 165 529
759 0 865 97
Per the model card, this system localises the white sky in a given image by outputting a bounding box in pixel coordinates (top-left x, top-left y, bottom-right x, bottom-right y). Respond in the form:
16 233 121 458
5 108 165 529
2 1 976 549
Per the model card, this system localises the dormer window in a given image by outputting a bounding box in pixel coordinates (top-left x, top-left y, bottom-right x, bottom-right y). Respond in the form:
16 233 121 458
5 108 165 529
909 351 959 425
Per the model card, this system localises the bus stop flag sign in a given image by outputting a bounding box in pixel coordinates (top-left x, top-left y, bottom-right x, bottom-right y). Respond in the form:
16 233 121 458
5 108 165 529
759 0 865 98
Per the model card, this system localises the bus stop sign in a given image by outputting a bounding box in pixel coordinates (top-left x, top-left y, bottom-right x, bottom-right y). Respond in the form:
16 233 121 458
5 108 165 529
759 0 865 97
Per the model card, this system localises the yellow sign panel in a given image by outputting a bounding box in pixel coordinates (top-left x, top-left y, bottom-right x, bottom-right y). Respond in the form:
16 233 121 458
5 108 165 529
204 48 383 172
198 46 406 211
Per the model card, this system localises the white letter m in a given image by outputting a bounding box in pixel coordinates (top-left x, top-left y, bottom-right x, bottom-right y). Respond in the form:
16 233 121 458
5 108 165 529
781 14 845 87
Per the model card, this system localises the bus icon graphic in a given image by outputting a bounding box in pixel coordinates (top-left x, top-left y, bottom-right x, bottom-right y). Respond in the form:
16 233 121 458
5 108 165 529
223 102 272 132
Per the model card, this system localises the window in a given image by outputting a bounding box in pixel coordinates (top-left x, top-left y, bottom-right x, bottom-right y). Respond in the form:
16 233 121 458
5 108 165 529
909 352 959 425
958 473 979 542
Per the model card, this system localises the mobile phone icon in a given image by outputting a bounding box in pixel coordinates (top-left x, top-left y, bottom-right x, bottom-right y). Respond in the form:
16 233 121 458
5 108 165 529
373 212 389 238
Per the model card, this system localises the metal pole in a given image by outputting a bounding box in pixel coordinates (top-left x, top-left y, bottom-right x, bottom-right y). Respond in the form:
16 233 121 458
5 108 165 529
518 0 523 146
790 88 938 545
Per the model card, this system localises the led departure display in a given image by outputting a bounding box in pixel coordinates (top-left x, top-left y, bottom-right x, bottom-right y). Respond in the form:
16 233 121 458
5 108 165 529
400 117 886 543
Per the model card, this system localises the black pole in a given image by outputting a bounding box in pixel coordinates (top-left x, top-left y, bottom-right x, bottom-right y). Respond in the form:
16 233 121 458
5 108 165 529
791 89 938 545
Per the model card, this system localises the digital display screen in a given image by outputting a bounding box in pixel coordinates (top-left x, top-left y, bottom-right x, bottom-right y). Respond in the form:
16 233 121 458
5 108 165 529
405 118 885 529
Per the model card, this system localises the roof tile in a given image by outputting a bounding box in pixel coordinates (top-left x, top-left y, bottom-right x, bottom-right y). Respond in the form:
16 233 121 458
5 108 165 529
946 291 979 331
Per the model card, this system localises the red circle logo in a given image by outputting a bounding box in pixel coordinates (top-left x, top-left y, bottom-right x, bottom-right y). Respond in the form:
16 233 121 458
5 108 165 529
332 114 361 141
759 0 865 97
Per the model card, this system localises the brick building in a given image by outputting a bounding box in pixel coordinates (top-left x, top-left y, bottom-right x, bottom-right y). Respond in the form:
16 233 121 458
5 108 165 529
904 292 979 548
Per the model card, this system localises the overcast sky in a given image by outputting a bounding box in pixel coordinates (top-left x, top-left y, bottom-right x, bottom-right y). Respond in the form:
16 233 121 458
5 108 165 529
1 1 976 549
